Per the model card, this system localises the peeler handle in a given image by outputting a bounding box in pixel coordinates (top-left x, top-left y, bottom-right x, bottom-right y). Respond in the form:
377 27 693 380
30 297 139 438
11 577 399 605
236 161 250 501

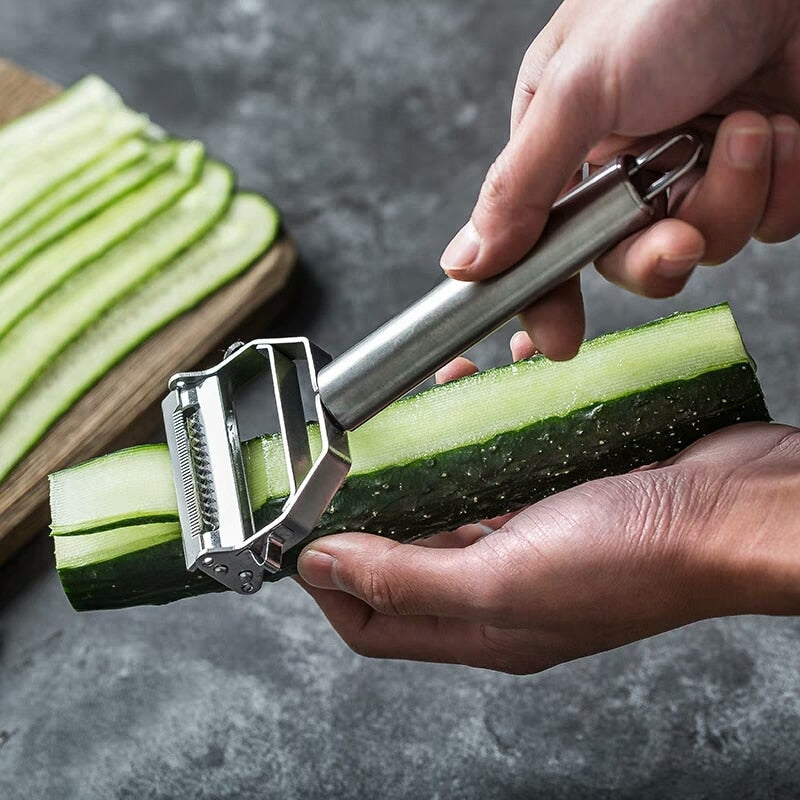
317 134 702 432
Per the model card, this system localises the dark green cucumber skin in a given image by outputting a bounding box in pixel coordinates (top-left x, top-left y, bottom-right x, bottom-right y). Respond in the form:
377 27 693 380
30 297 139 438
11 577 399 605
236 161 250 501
58 362 770 609
61 537 224 611
277 362 769 567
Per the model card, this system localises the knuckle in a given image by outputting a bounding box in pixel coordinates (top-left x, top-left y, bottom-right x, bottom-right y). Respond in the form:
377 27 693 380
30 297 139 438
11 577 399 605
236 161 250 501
467 541 522 621
360 563 406 616
763 427 800 461
479 152 551 223
517 39 550 92
480 152 518 213
547 48 613 129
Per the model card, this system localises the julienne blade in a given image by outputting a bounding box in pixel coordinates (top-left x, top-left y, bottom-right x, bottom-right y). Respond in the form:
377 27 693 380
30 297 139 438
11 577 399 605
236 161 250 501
0 161 233 424
0 194 280 483
51 304 772 611
0 140 203 339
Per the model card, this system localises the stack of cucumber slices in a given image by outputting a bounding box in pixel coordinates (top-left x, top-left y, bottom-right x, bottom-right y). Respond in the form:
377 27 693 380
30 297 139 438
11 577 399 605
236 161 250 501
0 75 282 484
50 305 771 610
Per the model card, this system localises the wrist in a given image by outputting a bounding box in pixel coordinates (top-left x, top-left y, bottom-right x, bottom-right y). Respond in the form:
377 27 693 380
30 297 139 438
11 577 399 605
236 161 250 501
709 451 800 617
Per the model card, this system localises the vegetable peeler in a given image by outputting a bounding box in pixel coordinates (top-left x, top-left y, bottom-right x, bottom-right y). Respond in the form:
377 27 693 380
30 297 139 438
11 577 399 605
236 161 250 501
162 132 703 594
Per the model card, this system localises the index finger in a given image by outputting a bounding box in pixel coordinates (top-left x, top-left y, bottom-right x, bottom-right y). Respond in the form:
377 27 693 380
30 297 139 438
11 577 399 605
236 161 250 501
442 58 612 281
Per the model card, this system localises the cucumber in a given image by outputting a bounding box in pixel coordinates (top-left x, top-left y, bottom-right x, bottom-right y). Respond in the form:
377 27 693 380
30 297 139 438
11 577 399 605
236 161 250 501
0 104 149 228
0 75 130 165
0 138 148 257
51 304 771 610
0 160 233 425
0 193 280 482
0 140 175 281
0 140 203 340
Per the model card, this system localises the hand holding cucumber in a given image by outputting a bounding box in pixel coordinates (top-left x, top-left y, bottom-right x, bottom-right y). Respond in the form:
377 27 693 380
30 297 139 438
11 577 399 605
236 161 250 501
296 0 800 673
297 413 800 673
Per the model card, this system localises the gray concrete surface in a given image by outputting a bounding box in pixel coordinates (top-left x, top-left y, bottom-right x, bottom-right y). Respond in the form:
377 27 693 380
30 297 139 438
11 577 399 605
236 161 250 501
2 1 800 797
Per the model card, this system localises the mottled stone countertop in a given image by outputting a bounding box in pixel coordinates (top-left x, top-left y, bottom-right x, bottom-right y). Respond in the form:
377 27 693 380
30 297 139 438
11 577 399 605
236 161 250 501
1 2 799 798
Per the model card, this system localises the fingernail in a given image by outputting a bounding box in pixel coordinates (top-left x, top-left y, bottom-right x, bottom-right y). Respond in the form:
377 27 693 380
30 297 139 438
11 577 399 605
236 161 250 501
727 128 769 168
774 124 797 163
510 330 530 350
510 330 537 358
297 549 339 590
440 220 481 272
655 252 703 278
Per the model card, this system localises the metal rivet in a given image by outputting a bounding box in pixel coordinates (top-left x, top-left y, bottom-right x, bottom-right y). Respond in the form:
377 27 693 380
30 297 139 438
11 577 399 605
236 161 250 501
201 556 214 566
213 564 228 574
238 570 253 581
241 583 255 593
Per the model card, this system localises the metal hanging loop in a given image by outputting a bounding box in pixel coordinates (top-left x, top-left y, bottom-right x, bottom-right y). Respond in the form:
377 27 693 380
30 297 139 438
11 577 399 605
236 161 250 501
629 132 704 203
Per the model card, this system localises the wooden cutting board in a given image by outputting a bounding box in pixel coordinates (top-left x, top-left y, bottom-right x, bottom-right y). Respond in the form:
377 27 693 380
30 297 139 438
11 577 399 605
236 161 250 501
0 60 297 564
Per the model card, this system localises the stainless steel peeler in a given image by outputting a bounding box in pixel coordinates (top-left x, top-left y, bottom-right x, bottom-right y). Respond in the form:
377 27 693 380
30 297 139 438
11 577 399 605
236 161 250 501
162 132 703 594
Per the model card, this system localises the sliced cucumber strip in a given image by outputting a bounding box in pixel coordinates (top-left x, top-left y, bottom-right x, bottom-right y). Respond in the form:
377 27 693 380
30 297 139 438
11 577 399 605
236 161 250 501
0 194 279 482
0 104 149 228
55 524 208 610
0 140 203 339
0 160 233 423
51 446 178 534
0 141 176 282
50 305 771 610
0 75 125 163
56 521 182 570
0 138 148 258
50 303 760 533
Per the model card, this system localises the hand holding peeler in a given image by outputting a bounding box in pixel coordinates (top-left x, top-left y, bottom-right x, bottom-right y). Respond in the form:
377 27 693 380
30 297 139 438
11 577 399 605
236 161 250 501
162 132 703 594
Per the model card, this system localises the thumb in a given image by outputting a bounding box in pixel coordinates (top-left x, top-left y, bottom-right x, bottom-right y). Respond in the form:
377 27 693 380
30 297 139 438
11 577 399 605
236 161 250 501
440 64 611 280
297 532 498 620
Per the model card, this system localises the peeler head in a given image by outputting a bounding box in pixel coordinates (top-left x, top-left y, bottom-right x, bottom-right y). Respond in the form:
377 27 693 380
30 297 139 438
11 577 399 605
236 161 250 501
161 338 351 594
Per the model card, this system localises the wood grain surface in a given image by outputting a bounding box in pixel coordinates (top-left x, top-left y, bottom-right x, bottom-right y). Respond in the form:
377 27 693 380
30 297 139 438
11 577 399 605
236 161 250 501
0 60 297 563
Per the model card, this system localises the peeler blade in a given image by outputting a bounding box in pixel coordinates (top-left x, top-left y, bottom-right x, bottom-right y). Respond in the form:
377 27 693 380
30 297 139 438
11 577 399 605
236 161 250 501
162 337 351 594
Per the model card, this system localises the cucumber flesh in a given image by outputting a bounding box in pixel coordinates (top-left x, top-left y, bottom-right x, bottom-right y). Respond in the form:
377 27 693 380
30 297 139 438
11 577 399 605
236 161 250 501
0 140 174 281
0 105 149 228
0 138 148 257
0 76 128 167
57 529 216 610
0 194 280 482
0 140 203 340
50 303 759 533
0 160 233 424
50 305 772 610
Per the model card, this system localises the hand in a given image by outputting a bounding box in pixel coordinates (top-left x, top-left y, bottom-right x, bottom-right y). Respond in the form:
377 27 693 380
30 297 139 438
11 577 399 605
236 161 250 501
297 415 800 674
298 341 800 674
439 0 800 360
